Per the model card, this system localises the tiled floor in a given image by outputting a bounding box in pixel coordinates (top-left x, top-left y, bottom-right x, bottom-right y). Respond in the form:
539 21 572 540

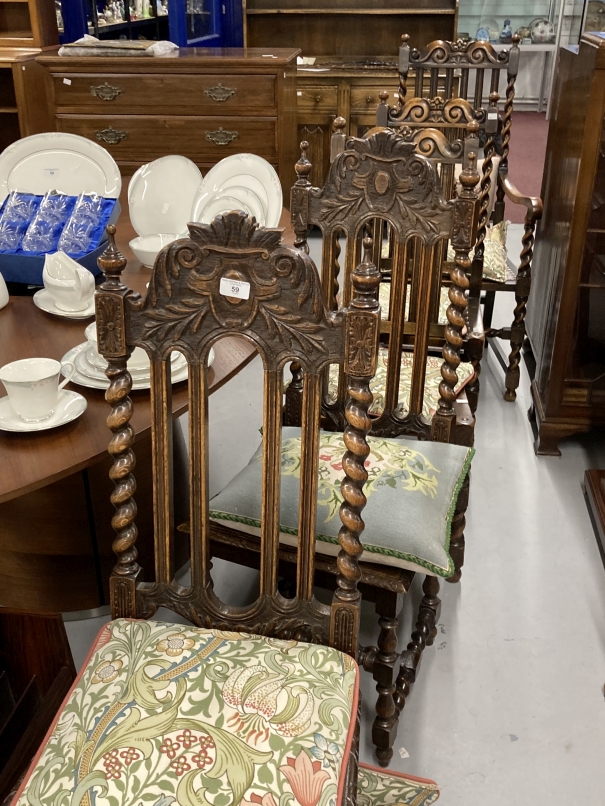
64 226 605 804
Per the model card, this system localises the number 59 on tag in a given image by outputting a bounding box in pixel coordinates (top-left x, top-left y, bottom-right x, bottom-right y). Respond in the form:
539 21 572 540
219 277 251 300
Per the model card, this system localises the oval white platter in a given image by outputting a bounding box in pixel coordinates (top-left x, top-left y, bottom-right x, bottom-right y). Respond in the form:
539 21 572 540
128 155 203 237
0 132 122 204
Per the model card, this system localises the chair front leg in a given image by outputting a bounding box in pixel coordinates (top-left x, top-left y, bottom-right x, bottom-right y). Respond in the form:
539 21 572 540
446 470 469 583
393 576 441 713
504 216 535 401
359 590 401 768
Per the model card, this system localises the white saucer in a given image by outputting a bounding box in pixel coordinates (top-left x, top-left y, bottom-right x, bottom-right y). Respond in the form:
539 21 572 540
76 345 187 381
61 343 213 390
193 193 253 225
0 389 87 433
33 288 95 320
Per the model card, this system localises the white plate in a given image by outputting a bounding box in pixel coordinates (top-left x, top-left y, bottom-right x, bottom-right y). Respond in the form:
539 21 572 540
128 155 203 237
78 346 187 381
216 174 269 214
194 154 282 227
0 389 87 433
193 193 255 225
193 186 266 225
33 288 95 320
0 133 121 205
61 343 213 390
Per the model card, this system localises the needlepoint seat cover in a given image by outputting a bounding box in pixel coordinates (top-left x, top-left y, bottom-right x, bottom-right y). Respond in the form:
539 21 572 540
209 428 474 578
12 619 360 806
328 347 474 422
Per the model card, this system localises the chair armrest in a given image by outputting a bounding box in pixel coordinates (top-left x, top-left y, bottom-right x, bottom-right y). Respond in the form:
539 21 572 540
498 171 543 223
454 394 475 447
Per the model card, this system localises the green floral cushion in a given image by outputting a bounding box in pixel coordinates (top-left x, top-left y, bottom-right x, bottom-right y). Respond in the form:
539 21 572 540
358 763 440 805
210 428 474 577
13 619 358 806
379 283 449 325
328 347 474 421
447 220 509 283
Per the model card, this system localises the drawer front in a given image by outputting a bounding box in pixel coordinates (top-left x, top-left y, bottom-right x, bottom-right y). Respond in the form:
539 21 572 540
56 115 277 162
350 85 398 113
296 85 338 113
52 74 277 114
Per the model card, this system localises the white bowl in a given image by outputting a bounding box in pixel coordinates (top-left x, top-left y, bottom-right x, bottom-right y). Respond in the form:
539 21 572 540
129 233 181 268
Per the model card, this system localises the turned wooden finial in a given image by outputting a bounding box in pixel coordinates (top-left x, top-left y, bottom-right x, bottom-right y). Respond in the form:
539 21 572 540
459 152 480 193
512 33 521 45
351 236 380 311
489 90 500 106
333 116 347 136
379 90 389 103
294 140 312 184
468 120 480 135
401 33 410 45
98 224 127 287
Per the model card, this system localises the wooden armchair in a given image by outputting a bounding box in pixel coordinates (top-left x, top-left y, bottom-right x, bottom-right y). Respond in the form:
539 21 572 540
378 34 543 402
9 221 446 806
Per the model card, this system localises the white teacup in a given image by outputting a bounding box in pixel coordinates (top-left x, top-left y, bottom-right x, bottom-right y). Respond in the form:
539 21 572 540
43 252 95 312
0 357 76 422
84 322 150 372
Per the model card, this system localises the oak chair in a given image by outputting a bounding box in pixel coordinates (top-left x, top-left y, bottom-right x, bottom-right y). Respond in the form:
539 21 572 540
10 220 380 806
206 131 479 768
378 34 543 402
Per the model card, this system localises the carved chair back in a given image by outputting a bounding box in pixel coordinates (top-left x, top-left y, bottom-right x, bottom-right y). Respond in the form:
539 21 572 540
95 217 380 657
376 35 520 292
289 128 480 442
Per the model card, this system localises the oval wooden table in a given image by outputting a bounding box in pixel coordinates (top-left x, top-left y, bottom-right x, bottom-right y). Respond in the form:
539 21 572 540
0 207 293 613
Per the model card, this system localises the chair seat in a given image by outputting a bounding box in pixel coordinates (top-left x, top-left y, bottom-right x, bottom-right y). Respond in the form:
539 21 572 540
379 282 450 325
209 428 474 577
447 220 510 283
328 346 474 422
12 619 359 806
358 763 440 805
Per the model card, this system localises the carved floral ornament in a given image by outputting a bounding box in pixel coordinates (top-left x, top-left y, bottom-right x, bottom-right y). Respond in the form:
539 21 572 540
410 38 510 67
320 130 451 234
141 213 338 358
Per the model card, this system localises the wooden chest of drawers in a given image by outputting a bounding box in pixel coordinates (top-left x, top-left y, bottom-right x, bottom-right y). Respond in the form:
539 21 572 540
37 48 300 198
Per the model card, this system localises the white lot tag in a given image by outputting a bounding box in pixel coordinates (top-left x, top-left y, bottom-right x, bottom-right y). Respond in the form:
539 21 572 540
488 112 498 120
220 277 250 300
63 78 72 85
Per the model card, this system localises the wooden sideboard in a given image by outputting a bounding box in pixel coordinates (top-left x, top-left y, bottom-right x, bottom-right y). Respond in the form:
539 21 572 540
0 49 52 152
527 34 605 455
244 0 458 185
37 47 300 197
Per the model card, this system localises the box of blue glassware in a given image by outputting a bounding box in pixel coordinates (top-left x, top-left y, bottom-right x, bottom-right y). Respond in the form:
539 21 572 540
0 193 121 287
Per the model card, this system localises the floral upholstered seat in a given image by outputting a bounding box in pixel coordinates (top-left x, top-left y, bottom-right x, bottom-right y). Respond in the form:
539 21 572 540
209 428 473 578
328 346 474 422
379 282 450 325
12 620 359 806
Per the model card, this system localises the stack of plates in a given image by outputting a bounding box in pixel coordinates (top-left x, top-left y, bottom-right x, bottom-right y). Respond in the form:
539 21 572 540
61 329 214 391
191 154 282 228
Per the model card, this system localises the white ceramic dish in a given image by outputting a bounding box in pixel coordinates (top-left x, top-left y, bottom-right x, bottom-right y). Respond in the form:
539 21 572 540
0 133 121 204
77 347 187 381
33 288 96 320
193 154 282 227
84 321 150 371
219 174 269 215
61 343 213 390
128 155 203 237
129 233 181 268
193 193 253 225
0 389 87 432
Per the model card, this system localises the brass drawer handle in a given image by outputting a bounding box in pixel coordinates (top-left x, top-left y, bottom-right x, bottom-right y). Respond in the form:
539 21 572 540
315 94 322 103
204 83 237 102
366 96 374 104
95 126 127 145
205 127 239 146
90 82 123 101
